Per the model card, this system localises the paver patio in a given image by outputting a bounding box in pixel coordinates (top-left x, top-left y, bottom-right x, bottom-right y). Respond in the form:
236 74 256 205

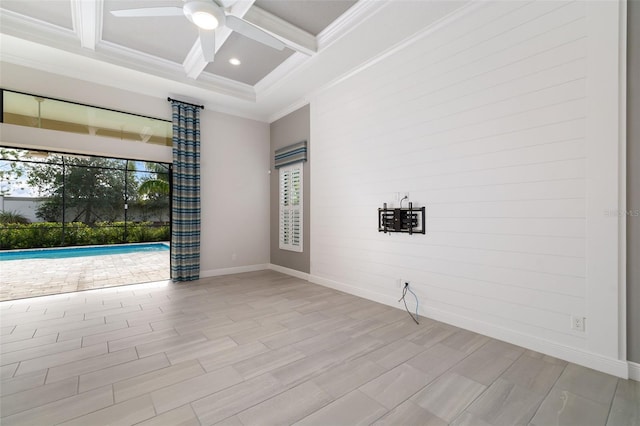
0 250 169 301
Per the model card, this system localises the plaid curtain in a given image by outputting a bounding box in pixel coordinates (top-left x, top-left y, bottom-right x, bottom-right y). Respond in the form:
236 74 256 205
170 100 201 281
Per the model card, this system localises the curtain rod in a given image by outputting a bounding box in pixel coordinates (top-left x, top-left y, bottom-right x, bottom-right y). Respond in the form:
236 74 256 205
167 97 204 109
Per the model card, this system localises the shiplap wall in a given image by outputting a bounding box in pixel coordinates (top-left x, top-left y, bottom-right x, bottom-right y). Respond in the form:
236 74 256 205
310 0 625 374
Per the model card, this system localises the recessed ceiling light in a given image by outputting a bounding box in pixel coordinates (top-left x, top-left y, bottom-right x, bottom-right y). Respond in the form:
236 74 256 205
229 58 241 66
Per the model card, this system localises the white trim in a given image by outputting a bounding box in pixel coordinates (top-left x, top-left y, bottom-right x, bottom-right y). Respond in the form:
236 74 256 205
314 1 484 101
629 362 640 381
316 0 388 51
267 97 310 124
584 0 624 360
278 163 304 253
200 264 269 278
270 0 482 126
617 0 628 363
0 8 79 47
0 36 266 121
182 40 209 80
244 6 316 56
310 275 394 309
79 40 182 75
268 263 310 281
71 0 102 50
309 274 629 379
195 71 256 102
97 41 256 102
256 52 309 101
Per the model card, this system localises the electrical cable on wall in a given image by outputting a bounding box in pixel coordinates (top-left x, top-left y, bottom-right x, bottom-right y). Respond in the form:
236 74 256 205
399 282 419 324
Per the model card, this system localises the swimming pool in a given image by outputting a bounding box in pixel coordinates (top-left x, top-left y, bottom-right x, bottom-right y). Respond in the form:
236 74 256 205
0 243 169 261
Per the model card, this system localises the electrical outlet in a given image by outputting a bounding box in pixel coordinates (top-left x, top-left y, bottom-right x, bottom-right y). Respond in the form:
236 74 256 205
396 279 403 289
571 316 585 332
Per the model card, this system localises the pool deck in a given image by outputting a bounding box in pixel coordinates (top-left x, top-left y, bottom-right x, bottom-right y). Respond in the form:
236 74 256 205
0 250 170 301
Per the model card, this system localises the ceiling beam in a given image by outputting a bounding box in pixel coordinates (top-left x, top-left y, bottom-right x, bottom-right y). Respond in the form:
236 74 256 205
243 6 317 56
183 0 255 80
70 0 103 50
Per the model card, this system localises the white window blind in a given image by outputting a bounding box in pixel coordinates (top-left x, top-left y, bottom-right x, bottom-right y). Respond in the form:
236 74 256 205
279 162 303 252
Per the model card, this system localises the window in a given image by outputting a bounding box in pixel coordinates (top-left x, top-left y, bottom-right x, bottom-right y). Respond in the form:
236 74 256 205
0 148 170 249
2 89 172 146
279 162 303 252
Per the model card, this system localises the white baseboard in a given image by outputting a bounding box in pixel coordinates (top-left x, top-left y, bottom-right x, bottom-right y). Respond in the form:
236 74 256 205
310 274 396 307
629 362 640 381
308 273 629 379
238 267 634 380
200 264 269 278
268 263 311 281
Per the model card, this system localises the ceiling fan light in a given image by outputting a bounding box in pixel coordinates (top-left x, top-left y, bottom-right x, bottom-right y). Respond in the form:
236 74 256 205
184 1 224 30
192 11 218 29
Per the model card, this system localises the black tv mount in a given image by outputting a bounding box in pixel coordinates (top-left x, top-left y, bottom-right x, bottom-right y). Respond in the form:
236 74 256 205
378 202 425 235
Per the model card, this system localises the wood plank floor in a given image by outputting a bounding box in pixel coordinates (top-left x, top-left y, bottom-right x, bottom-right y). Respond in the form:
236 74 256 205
0 270 637 425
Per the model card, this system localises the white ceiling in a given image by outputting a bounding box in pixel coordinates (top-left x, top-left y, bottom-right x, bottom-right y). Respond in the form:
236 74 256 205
0 0 470 121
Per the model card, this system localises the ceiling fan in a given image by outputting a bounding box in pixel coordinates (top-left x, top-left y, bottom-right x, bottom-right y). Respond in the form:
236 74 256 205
110 0 285 63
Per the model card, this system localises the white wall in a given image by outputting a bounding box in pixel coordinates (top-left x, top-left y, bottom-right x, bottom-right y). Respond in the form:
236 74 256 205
199 110 270 275
310 0 626 376
0 63 271 275
0 197 45 222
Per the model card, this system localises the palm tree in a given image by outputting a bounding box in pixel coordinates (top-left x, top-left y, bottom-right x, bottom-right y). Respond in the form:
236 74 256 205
138 163 170 200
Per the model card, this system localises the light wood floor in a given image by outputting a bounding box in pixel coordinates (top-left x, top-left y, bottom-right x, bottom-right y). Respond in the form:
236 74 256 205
0 270 637 425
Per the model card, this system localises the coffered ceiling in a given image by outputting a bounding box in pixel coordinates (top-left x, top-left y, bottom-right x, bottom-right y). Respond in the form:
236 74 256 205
1 0 354 84
0 0 470 121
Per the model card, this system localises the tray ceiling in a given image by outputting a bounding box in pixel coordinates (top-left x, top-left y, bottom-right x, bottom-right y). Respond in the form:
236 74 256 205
0 0 356 92
0 0 470 121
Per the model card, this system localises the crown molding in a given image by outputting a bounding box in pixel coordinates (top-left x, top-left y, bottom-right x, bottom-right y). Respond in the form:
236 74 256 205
1 41 265 122
315 0 482 98
316 0 388 51
96 40 188 77
197 71 256 102
2 0 469 122
267 97 310 123
97 40 256 101
270 0 480 123
254 51 309 98
0 8 79 49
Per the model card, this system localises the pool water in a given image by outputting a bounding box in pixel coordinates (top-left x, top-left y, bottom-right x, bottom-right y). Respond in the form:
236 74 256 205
0 243 169 261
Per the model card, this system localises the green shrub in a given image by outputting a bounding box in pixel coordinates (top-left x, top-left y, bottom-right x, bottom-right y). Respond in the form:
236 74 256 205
0 221 169 250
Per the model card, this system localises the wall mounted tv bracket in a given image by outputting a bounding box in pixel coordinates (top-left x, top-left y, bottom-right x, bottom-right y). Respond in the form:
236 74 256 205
378 202 425 234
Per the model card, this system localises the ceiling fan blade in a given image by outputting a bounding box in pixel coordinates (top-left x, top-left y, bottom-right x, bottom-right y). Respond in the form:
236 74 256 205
199 28 215 62
111 7 183 18
225 15 285 51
